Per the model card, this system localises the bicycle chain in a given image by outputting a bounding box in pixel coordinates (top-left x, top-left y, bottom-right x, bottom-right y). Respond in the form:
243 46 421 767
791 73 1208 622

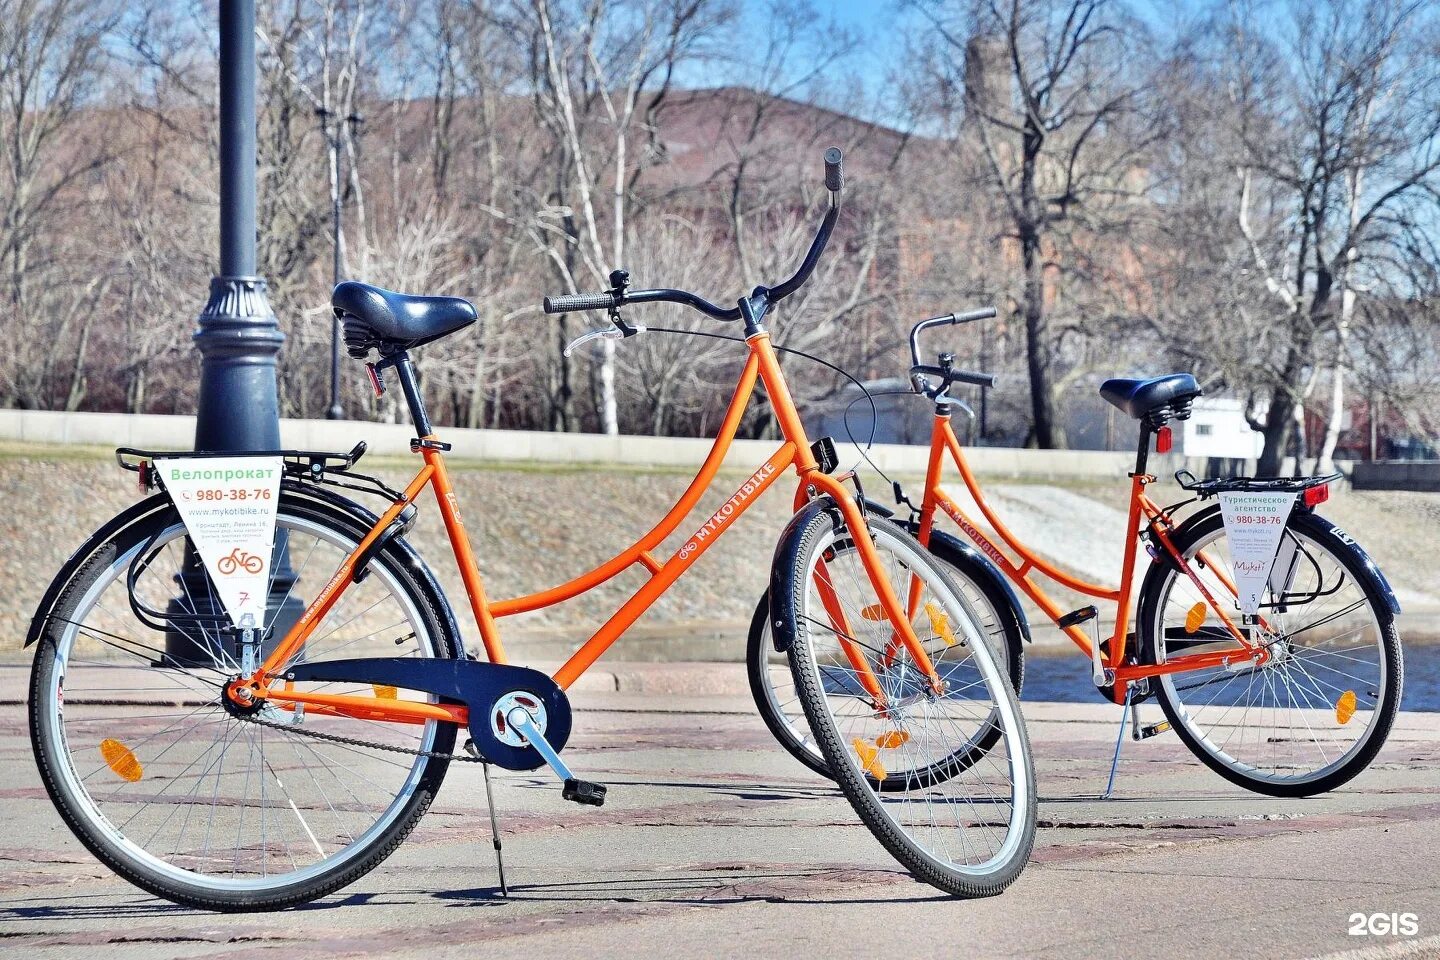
232 709 484 763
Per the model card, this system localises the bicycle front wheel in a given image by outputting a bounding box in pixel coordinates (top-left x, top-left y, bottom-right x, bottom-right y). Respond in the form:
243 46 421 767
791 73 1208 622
749 526 1026 787
1138 507 1402 797
28 488 459 911
772 509 1035 898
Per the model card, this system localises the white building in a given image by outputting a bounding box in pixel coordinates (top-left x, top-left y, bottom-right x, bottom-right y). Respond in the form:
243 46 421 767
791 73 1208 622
1182 398 1264 459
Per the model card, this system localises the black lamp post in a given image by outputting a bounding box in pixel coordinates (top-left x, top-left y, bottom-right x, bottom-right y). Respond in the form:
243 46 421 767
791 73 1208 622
167 0 299 663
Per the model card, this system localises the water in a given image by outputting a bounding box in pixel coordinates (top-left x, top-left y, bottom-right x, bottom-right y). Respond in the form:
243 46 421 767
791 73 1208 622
1020 641 1440 712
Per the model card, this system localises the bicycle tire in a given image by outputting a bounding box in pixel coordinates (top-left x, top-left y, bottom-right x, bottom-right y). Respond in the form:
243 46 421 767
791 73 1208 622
748 525 1026 787
29 487 460 911
1137 507 1402 797
773 505 1035 897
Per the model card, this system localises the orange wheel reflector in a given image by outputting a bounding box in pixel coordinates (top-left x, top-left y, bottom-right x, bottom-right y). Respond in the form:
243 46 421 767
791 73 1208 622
875 730 910 749
99 738 143 782
372 684 398 700
860 604 886 621
1184 603 1207 634
852 737 887 782
925 601 958 647
1336 690 1357 725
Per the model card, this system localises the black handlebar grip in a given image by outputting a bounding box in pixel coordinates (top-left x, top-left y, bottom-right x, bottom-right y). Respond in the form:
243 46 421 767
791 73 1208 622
911 364 997 389
951 370 997 388
824 147 844 192
543 291 616 314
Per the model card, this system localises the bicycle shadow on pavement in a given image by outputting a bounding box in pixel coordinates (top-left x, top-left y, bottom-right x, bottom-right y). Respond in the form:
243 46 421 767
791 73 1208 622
0 889 388 923
430 871 953 908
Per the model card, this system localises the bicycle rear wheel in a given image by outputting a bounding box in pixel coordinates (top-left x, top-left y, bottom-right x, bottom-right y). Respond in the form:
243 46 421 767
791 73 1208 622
772 508 1035 897
28 488 459 910
1138 507 1402 797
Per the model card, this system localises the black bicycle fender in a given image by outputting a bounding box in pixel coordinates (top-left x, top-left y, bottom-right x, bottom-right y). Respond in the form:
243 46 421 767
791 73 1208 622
280 482 468 658
916 526 1034 644
1302 512 1401 618
860 495 895 519
25 494 177 648
1163 502 1400 619
26 482 468 662
767 497 844 653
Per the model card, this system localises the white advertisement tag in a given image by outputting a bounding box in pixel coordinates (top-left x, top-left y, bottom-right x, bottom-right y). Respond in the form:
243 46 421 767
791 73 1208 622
1217 491 1297 615
160 457 283 629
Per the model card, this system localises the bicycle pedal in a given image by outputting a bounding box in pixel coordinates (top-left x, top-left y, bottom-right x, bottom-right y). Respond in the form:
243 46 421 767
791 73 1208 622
562 778 607 807
1058 606 1098 629
1137 720 1172 741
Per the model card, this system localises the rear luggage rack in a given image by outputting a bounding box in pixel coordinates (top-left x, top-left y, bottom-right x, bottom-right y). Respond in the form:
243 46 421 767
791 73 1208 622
116 441 406 502
1173 470 1341 498
116 441 368 476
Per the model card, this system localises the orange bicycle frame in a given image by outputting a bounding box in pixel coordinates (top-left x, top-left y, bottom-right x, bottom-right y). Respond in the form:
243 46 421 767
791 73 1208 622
242 333 939 725
914 413 1262 702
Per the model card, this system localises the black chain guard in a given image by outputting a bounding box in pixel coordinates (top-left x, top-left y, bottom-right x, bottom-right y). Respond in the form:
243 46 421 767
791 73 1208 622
282 657 571 771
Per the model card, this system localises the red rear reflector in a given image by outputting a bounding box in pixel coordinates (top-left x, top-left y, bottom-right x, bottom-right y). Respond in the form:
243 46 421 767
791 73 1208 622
138 460 149 494
1304 483 1329 507
365 362 386 398
1156 426 1173 454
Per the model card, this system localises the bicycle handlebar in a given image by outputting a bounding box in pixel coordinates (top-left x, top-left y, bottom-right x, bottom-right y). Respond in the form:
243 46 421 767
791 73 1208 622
908 308 996 368
543 291 618 314
542 147 845 325
908 307 998 399
910 364 996 389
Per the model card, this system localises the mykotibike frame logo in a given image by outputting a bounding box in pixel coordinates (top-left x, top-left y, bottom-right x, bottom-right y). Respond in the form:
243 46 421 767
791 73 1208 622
676 461 777 560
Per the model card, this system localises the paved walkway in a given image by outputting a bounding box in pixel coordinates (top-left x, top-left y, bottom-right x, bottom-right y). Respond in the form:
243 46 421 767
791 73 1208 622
2 666 1438 960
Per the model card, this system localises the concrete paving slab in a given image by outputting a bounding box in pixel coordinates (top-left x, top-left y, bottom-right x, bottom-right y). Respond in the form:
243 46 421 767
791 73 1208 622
1 675 1437 960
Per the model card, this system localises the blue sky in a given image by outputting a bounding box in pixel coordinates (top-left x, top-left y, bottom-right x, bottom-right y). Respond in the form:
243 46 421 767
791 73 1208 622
726 0 1225 128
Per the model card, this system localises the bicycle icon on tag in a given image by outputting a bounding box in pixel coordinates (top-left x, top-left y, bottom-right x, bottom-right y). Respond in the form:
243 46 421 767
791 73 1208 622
216 548 264 576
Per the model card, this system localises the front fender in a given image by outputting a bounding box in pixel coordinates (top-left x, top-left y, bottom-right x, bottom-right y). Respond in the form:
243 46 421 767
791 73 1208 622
767 497 844 653
913 526 1034 644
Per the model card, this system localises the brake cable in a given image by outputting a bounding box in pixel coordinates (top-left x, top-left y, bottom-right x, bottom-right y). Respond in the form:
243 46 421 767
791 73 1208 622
643 326 889 480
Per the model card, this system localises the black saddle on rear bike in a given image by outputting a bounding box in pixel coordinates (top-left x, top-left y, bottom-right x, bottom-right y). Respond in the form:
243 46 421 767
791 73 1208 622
333 281 477 358
1099 373 1200 425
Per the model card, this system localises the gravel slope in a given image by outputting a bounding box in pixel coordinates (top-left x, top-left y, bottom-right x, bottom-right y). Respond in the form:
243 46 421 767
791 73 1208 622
2 445 1434 664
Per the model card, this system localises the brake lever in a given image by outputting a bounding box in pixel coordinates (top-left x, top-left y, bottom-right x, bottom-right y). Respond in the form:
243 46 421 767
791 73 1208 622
563 322 646 357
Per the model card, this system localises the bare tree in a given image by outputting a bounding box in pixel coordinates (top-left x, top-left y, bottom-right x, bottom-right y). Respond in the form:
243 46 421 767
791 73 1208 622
1215 0 1440 474
912 0 1158 448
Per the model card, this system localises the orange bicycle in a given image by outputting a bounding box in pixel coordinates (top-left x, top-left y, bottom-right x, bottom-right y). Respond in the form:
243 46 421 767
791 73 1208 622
753 308 1403 798
26 152 1035 911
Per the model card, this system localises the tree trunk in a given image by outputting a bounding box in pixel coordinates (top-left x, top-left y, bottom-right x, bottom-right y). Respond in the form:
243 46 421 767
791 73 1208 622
1020 225 1061 448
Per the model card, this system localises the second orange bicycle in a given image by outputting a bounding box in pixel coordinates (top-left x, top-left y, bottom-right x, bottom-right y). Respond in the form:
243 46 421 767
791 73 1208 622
753 309 1403 798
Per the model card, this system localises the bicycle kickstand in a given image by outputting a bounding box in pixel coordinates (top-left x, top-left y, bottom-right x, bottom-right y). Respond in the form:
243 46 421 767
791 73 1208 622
1101 689 1133 801
465 743 510 898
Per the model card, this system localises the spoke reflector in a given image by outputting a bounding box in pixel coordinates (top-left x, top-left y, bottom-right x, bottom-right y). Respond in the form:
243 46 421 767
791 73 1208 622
1184 602 1207 634
1336 690 1357 725
852 738 887 781
924 601 957 646
99 738 143 782
372 684 398 700
876 730 910 749
860 604 886 621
